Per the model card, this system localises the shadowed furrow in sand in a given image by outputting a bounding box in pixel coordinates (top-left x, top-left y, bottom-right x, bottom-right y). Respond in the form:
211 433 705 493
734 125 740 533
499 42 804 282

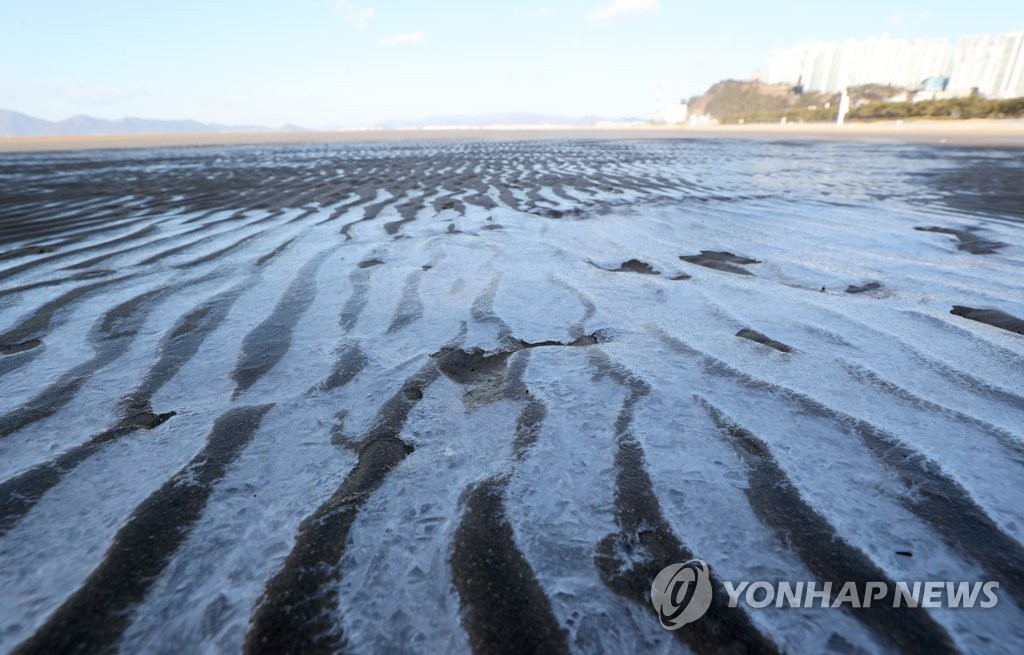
0 226 154 283
230 249 333 397
313 344 369 394
0 284 248 536
244 363 439 654
656 329 1024 611
338 265 374 333
698 398 958 654
440 305 567 654
386 270 425 334
0 285 171 439
10 405 272 655
588 350 780 655
451 476 570 655
0 275 130 378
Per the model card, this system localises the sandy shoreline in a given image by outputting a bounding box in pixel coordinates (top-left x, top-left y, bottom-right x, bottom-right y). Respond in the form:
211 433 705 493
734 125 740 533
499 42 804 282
2 119 1024 152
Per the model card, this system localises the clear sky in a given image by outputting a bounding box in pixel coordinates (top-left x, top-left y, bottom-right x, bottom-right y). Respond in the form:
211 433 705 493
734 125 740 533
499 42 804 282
1 1 1019 127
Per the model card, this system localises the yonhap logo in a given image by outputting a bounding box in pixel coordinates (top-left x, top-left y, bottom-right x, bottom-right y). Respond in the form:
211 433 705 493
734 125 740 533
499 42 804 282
650 559 714 630
650 560 1001 632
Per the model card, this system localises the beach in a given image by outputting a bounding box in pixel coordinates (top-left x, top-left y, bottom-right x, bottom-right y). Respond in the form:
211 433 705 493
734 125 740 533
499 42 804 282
2 119 1024 153
0 138 1022 653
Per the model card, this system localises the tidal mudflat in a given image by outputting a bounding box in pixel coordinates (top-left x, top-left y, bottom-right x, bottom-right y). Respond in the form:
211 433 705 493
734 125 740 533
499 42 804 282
0 139 1022 654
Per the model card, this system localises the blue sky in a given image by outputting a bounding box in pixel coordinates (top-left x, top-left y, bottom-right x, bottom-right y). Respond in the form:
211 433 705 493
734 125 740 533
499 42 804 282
0 1 1018 127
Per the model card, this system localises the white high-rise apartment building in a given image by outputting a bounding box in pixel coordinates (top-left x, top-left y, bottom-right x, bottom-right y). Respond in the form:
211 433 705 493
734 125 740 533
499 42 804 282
987 32 1024 97
763 31 1024 98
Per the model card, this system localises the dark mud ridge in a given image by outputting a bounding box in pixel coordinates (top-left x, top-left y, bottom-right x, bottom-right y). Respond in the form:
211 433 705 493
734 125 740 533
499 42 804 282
592 258 692 280
846 281 883 294
680 251 761 275
951 306 1024 335
915 226 1006 254
736 328 793 353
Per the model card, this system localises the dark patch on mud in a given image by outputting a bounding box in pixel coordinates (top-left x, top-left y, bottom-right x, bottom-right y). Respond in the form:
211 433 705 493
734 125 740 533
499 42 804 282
11 405 272 655
680 251 761 276
592 259 660 275
915 226 1006 254
736 328 793 353
846 281 883 294
700 400 958 654
614 259 658 274
120 408 177 430
432 332 603 389
58 402 176 452
440 336 562 652
451 476 570 655
433 347 516 387
530 206 583 219
244 364 438 654
0 338 42 355
431 329 600 411
512 333 603 349
951 305 1024 335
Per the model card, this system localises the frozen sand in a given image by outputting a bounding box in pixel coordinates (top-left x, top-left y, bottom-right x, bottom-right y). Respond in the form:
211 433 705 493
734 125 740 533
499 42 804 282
0 140 1023 653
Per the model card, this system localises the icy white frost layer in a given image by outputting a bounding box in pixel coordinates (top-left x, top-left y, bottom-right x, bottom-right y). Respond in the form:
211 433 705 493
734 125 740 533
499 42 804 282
0 140 1021 654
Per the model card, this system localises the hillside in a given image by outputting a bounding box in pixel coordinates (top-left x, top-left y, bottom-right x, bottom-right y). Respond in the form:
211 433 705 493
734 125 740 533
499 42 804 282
0 109 285 138
687 81 911 124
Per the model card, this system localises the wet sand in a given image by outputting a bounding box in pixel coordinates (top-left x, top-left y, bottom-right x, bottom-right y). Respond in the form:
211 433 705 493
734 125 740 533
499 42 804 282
2 119 1024 153
1 139 1023 654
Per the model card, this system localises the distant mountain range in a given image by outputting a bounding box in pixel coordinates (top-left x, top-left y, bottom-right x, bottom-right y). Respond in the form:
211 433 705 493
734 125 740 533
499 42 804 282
0 109 301 138
1 108 648 138
371 113 647 129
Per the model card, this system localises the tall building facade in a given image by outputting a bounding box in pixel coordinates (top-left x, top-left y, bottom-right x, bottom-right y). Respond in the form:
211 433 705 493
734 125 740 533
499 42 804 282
762 32 1024 98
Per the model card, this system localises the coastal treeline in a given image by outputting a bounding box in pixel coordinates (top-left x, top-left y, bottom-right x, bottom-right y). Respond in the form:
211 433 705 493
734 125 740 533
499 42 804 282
718 96 1024 124
689 80 1024 124
847 96 1024 120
